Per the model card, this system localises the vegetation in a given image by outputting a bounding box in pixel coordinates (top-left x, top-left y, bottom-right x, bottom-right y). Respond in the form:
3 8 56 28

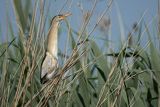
0 0 159 107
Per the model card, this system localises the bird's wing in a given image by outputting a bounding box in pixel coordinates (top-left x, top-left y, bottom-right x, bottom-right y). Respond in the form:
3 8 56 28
41 52 58 84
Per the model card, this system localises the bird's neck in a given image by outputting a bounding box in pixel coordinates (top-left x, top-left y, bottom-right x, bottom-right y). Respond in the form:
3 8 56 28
47 22 59 59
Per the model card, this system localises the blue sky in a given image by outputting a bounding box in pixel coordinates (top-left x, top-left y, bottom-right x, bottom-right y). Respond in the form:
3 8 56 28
0 0 157 51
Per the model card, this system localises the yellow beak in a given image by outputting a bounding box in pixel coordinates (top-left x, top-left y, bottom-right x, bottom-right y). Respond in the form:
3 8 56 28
59 13 72 20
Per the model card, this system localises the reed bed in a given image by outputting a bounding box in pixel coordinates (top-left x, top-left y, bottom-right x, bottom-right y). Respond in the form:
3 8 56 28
0 0 159 107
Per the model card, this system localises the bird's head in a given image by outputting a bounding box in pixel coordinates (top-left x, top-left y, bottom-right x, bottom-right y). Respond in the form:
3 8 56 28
51 13 72 23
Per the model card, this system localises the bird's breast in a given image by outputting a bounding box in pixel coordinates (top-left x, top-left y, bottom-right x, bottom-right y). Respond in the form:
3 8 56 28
47 26 58 58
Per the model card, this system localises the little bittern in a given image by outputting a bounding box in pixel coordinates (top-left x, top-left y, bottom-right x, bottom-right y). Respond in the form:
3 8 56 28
41 13 71 84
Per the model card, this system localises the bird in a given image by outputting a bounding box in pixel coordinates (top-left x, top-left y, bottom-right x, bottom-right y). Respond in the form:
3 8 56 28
41 13 71 84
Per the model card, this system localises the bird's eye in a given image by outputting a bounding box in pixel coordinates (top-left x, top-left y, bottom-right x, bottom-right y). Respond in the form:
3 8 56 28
58 15 65 20
58 16 63 18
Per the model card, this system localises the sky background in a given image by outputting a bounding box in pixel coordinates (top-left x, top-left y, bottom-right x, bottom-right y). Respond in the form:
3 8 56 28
0 0 157 52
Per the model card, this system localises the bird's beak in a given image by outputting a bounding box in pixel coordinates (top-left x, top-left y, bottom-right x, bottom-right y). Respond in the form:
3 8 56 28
60 13 72 20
